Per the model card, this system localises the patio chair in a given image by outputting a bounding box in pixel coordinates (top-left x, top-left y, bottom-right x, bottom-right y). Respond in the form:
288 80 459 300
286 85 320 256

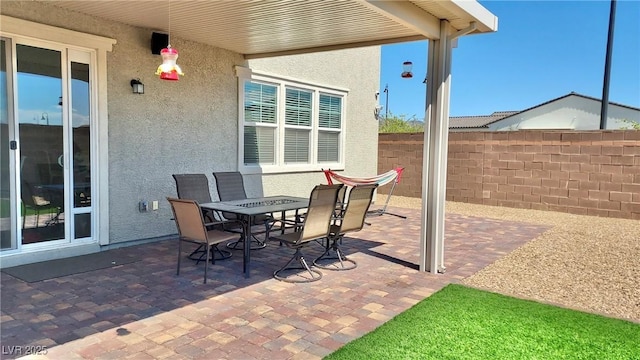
314 184 377 271
212 171 273 250
21 181 62 229
172 174 233 262
271 183 343 283
167 197 240 284
293 184 348 229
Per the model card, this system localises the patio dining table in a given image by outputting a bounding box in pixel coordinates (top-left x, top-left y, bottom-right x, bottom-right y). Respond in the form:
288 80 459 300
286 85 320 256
200 195 308 278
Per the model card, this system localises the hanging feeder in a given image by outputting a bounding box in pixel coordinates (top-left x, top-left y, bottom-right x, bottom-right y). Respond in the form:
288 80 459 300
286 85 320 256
401 61 413 78
156 45 184 81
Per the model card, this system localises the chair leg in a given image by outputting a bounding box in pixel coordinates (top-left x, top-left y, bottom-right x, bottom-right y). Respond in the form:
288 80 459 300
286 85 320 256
212 245 232 262
273 248 322 283
265 219 283 246
189 244 232 264
313 236 357 271
177 239 182 276
204 244 210 284
227 233 267 250
45 207 62 226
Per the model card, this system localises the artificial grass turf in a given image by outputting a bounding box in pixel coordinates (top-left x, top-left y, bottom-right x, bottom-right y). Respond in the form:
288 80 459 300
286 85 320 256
325 284 640 360
0 199 58 217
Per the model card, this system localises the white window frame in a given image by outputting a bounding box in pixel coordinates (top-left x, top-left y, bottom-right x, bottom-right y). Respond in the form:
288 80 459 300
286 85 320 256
235 66 347 174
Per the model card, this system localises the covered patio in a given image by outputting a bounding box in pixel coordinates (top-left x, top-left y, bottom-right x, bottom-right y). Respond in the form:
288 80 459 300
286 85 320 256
1 206 549 359
4 0 498 274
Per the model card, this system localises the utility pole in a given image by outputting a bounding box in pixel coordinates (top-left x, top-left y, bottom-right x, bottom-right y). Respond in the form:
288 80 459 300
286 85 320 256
600 0 616 129
383 84 389 118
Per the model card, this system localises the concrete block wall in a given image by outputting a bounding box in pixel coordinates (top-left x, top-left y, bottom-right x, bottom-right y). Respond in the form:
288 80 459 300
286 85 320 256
378 131 640 220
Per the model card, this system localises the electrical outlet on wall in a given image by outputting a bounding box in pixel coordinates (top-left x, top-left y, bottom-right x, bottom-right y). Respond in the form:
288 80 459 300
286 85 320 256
152 201 159 210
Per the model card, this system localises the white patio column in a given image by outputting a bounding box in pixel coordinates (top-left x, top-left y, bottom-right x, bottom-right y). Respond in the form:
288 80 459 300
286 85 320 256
420 20 478 273
419 20 452 274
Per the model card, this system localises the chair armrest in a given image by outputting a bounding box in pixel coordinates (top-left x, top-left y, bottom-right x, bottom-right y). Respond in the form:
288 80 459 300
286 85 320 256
204 219 244 228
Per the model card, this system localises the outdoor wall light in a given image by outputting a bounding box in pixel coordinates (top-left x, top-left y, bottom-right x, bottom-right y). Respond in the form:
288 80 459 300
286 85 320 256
401 61 413 78
130 78 144 94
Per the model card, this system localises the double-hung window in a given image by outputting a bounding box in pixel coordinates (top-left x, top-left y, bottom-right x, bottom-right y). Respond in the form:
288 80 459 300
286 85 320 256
237 67 346 174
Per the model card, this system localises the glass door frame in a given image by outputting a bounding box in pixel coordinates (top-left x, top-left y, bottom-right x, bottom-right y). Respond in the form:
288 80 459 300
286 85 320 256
1 36 18 252
2 36 96 253
67 50 95 244
1 15 115 256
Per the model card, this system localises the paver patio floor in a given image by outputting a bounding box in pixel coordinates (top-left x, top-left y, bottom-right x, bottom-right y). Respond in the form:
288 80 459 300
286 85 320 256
1 207 550 359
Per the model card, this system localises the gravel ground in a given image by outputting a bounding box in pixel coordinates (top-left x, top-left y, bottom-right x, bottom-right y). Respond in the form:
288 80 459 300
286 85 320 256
380 195 640 323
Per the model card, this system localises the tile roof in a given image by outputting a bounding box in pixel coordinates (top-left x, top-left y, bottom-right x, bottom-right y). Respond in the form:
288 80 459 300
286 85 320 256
449 111 518 129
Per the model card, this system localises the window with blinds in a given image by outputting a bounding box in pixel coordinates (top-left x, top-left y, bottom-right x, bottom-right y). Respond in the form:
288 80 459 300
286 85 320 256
318 94 341 162
245 82 277 124
284 88 312 164
243 82 277 165
317 131 339 163
319 94 341 129
239 74 345 172
244 126 275 165
285 88 312 127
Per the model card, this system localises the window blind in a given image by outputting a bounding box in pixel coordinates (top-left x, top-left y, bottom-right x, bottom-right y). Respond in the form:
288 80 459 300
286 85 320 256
317 131 339 162
319 94 341 129
244 126 275 165
284 128 310 163
285 88 312 126
244 82 277 124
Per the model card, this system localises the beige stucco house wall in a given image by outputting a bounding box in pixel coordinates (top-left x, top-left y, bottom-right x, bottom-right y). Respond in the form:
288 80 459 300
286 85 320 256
0 2 379 264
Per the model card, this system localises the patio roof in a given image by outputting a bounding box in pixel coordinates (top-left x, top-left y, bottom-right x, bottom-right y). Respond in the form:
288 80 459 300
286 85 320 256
51 0 497 58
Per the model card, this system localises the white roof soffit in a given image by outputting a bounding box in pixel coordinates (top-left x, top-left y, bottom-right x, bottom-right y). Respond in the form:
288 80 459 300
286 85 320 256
50 0 497 59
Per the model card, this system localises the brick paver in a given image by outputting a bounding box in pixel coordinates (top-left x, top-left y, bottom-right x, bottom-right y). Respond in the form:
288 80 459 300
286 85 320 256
0 207 550 359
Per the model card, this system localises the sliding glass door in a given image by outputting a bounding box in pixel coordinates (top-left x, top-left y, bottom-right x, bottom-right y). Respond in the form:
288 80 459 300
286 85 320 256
1 36 95 252
1 38 14 250
17 43 66 245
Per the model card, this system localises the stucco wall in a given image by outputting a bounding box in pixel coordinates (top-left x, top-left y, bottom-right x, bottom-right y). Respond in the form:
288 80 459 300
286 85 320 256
105 29 244 244
2 2 380 244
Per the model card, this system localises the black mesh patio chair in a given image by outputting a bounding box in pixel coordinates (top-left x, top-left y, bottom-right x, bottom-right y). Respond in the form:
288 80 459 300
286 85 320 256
271 184 343 283
212 171 274 250
172 174 234 262
21 181 60 229
167 197 240 284
314 184 377 271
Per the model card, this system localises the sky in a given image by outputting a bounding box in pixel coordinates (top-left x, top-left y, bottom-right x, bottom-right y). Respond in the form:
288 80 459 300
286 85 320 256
379 0 640 119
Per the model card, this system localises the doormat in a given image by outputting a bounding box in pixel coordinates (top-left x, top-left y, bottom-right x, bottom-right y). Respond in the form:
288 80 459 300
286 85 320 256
2 250 138 283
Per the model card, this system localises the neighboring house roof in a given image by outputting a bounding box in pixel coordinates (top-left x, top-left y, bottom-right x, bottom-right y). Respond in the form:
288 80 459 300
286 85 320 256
449 111 517 129
449 92 640 129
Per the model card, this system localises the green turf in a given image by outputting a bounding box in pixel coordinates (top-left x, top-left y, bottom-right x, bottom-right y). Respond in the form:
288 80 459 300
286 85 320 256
1 198 58 217
0 198 9 217
325 284 640 360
